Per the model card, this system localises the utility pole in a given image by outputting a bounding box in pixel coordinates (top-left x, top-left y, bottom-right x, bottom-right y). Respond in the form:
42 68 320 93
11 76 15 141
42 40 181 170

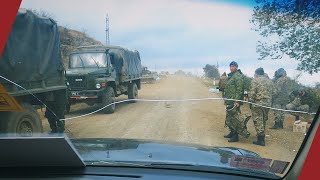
105 14 110 45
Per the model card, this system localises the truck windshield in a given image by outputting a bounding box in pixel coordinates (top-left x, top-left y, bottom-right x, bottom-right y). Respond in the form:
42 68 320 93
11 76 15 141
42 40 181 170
70 52 107 68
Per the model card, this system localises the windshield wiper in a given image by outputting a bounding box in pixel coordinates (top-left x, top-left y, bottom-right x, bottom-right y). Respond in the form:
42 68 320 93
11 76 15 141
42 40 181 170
78 55 85 69
87 161 197 168
87 161 147 167
149 162 195 166
90 56 100 68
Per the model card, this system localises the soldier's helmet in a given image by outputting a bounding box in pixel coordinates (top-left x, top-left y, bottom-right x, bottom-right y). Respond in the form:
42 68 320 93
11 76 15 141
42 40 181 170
229 61 238 67
274 68 286 78
255 67 264 75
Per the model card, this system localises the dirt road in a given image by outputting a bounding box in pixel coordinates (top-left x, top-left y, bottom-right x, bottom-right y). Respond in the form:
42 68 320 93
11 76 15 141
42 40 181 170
41 75 305 164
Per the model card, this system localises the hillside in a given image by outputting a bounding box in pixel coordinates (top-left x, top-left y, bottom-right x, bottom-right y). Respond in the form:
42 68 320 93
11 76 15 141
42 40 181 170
59 26 103 68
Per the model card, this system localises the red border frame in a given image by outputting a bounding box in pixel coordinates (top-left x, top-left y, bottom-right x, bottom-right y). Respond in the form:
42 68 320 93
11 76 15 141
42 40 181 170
0 1 318 179
0 0 21 54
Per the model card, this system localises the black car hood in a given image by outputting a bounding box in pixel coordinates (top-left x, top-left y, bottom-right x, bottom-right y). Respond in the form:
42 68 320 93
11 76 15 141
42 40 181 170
70 138 260 168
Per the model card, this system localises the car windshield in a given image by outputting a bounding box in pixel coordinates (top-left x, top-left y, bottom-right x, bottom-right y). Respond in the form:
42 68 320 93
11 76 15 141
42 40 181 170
69 52 107 68
0 0 319 179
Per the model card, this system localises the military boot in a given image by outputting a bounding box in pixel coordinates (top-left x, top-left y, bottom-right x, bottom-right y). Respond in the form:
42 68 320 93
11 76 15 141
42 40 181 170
228 133 239 142
253 135 265 146
224 129 234 138
57 121 65 133
49 129 57 134
270 122 281 129
279 121 284 129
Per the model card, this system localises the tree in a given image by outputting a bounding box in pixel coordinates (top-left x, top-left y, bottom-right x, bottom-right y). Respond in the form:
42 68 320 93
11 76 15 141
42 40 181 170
203 64 220 79
251 0 320 74
30 9 56 20
174 70 186 76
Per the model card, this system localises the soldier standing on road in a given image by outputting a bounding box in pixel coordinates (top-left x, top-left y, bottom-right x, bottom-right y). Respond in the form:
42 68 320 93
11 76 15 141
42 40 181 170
45 89 67 133
248 68 273 146
218 72 228 96
223 61 250 142
270 68 290 129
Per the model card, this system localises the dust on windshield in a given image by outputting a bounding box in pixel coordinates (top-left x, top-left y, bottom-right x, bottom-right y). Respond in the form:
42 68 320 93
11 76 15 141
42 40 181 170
0 0 319 178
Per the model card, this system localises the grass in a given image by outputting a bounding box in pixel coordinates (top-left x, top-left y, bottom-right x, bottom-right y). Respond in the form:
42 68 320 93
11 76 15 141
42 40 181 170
201 78 219 89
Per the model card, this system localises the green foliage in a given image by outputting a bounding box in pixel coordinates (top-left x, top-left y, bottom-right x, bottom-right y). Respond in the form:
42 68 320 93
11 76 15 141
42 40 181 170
251 0 320 74
203 64 220 79
304 88 320 112
174 70 186 76
286 77 301 92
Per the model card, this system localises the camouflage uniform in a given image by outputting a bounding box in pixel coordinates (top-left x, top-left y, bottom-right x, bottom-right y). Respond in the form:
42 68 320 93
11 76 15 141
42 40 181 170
272 76 289 127
219 73 228 95
224 69 250 138
286 90 310 121
286 97 309 112
249 75 273 136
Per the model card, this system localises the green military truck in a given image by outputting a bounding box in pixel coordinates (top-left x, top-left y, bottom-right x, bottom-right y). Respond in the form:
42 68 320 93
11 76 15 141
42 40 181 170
0 9 67 135
66 45 143 113
141 66 158 84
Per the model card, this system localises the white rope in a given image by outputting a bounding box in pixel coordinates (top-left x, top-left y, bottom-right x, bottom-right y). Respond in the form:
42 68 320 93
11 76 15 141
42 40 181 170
0 75 316 121
61 97 317 121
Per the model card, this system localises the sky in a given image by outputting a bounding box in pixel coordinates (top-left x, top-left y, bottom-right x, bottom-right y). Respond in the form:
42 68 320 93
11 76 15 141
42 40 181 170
20 0 320 86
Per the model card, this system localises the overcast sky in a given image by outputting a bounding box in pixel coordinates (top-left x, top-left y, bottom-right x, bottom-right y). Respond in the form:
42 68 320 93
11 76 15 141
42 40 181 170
20 0 319 86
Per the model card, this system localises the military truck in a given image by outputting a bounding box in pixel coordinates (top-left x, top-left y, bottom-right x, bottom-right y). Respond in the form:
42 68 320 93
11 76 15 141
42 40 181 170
141 66 158 83
0 9 67 135
66 45 143 113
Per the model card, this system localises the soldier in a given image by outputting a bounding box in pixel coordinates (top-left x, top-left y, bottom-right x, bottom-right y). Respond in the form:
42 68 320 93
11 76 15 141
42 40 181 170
248 68 273 146
286 88 310 123
218 72 228 96
223 61 251 142
270 68 290 129
45 89 67 133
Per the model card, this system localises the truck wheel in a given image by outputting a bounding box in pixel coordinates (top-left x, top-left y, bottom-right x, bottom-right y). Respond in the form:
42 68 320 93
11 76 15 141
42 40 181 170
102 87 115 114
1 103 43 136
128 83 138 103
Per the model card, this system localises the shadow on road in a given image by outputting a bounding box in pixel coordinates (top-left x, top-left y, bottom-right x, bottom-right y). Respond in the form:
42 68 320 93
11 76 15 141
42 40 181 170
66 97 134 116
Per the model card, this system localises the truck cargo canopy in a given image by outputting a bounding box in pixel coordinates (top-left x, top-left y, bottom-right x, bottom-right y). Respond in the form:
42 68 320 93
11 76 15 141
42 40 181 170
0 9 64 83
108 47 142 79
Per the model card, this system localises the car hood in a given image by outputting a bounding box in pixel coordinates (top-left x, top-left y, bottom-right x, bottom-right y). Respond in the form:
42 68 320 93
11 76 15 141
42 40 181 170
70 138 260 168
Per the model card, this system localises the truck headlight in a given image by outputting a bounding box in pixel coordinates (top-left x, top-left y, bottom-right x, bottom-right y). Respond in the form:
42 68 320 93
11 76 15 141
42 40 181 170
96 83 101 89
